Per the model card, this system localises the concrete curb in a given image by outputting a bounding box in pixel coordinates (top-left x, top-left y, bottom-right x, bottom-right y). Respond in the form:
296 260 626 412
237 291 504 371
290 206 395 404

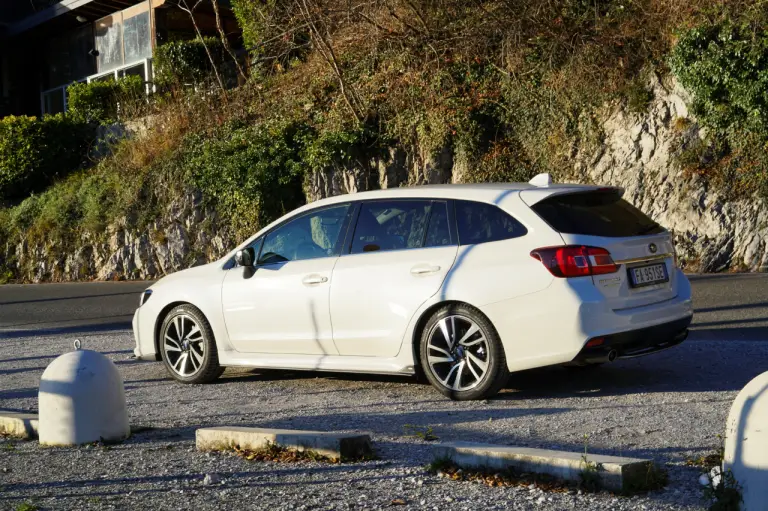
0 411 39 439
196 426 373 461
432 442 653 492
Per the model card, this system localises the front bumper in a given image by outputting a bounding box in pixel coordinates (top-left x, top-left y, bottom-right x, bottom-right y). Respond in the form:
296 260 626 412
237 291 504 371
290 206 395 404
133 309 159 361
572 315 692 364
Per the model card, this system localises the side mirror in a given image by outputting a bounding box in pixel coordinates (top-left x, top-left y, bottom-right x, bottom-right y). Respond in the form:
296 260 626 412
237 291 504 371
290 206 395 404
235 247 255 267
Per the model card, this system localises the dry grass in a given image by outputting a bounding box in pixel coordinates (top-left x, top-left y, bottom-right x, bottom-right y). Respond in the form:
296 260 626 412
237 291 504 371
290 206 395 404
232 442 338 463
427 457 575 493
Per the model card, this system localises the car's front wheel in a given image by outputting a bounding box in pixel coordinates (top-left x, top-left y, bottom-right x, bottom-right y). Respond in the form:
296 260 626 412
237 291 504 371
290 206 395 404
160 304 224 384
419 304 509 400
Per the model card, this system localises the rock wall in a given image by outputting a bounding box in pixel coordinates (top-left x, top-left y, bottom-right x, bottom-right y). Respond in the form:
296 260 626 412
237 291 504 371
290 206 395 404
575 76 768 272
6 75 767 282
5 192 233 283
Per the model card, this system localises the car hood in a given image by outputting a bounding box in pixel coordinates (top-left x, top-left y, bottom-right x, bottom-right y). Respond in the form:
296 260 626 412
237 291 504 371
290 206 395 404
149 261 223 290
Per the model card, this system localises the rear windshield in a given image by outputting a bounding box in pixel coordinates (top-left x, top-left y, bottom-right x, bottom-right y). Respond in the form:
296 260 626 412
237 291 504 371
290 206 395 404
531 190 664 237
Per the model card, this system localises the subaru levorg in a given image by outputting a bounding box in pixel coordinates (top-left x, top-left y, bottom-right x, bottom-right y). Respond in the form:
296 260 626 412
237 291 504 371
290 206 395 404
133 174 693 400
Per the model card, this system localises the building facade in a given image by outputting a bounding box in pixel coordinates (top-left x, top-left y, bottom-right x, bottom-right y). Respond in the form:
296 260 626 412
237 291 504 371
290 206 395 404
0 0 238 117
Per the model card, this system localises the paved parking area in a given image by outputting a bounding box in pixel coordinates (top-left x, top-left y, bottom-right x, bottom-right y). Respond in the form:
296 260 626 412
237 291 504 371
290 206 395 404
2 326 767 510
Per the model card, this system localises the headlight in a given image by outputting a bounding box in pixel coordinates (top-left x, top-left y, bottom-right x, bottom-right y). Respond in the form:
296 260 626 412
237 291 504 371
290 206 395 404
139 289 153 306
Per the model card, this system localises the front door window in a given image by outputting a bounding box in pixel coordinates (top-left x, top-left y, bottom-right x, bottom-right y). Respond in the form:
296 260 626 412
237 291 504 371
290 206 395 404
259 204 351 264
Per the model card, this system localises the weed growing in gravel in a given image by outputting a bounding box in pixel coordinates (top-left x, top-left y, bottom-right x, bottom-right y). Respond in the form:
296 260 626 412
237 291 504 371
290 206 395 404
15 503 38 511
702 468 742 511
686 435 725 470
686 451 725 470
579 457 602 493
403 424 439 442
1 441 16 451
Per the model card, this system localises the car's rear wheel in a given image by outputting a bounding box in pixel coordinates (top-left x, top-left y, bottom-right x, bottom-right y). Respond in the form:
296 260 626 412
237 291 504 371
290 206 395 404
419 304 509 400
160 304 224 384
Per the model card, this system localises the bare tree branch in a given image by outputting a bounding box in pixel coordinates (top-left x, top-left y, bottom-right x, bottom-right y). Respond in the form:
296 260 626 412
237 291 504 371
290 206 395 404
296 0 365 123
176 0 226 92
212 0 247 81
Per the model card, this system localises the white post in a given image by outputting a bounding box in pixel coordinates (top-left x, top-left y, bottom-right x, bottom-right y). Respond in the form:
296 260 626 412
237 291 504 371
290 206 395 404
723 371 768 507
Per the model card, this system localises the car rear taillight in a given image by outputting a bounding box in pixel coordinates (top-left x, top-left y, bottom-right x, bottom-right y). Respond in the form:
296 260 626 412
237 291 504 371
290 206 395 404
530 246 619 278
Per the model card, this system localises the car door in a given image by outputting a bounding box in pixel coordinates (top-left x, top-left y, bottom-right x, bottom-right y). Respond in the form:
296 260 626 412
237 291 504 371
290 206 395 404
221 203 353 355
330 199 459 357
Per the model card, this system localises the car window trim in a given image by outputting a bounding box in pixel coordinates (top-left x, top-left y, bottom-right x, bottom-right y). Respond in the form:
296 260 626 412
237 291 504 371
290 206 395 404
420 199 457 248
341 202 362 256
253 201 353 267
448 199 458 245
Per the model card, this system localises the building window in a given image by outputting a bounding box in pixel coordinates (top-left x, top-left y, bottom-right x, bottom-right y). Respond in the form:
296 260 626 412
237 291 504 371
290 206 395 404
95 2 152 74
123 11 151 64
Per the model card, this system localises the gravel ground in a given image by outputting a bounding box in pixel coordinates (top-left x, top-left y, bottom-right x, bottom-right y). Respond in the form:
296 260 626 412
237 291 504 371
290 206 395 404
2 330 766 511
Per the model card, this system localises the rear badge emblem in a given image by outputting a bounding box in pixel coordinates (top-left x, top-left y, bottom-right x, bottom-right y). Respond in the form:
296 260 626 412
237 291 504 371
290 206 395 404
649 243 658 254
599 277 621 287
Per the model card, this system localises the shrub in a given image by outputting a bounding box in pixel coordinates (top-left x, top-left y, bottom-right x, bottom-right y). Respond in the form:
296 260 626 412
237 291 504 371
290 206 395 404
67 75 145 124
670 21 768 196
670 22 768 136
185 118 308 238
154 37 226 90
231 0 308 71
0 114 91 200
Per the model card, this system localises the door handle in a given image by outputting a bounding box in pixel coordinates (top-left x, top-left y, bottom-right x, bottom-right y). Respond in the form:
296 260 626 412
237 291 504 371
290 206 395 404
302 274 328 285
410 265 441 276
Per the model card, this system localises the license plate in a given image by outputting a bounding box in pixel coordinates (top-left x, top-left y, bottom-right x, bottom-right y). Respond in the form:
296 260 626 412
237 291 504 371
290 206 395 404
628 263 668 288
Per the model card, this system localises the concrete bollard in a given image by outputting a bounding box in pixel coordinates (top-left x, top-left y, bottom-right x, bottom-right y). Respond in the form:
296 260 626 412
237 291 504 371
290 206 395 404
723 370 768 508
38 341 130 446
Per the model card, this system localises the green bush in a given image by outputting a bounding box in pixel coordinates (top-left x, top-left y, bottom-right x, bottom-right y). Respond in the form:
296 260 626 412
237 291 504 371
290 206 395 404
67 75 145 124
670 22 768 136
154 37 226 90
185 118 308 237
0 114 91 200
670 22 768 196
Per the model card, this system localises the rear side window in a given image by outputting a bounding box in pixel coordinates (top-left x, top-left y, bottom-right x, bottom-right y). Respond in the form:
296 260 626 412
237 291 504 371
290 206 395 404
531 190 664 237
455 200 527 246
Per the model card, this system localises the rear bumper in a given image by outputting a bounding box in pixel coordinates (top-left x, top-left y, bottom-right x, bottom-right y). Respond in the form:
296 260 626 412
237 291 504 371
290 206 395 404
572 315 692 364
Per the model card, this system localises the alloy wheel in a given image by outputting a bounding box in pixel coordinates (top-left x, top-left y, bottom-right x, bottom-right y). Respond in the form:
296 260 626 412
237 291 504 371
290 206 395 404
163 314 205 377
426 315 490 391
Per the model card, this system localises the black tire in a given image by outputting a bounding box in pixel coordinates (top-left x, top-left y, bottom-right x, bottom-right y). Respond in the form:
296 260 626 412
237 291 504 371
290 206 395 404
159 304 224 384
419 303 509 401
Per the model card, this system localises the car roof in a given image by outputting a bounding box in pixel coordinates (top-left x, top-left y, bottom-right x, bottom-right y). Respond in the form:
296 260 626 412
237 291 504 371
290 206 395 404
307 182 607 208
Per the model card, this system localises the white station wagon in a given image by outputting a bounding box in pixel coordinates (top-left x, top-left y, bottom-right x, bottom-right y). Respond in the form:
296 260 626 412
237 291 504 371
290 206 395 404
133 176 693 400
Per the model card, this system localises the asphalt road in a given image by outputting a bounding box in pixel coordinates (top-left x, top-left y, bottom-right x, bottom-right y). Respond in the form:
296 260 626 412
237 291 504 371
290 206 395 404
0 274 766 340
0 281 150 338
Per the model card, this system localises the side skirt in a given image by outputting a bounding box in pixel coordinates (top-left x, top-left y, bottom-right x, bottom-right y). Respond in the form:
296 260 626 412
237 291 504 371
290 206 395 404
217 351 416 376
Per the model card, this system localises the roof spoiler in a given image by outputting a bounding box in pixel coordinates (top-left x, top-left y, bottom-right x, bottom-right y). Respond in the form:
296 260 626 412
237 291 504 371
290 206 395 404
528 173 552 187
